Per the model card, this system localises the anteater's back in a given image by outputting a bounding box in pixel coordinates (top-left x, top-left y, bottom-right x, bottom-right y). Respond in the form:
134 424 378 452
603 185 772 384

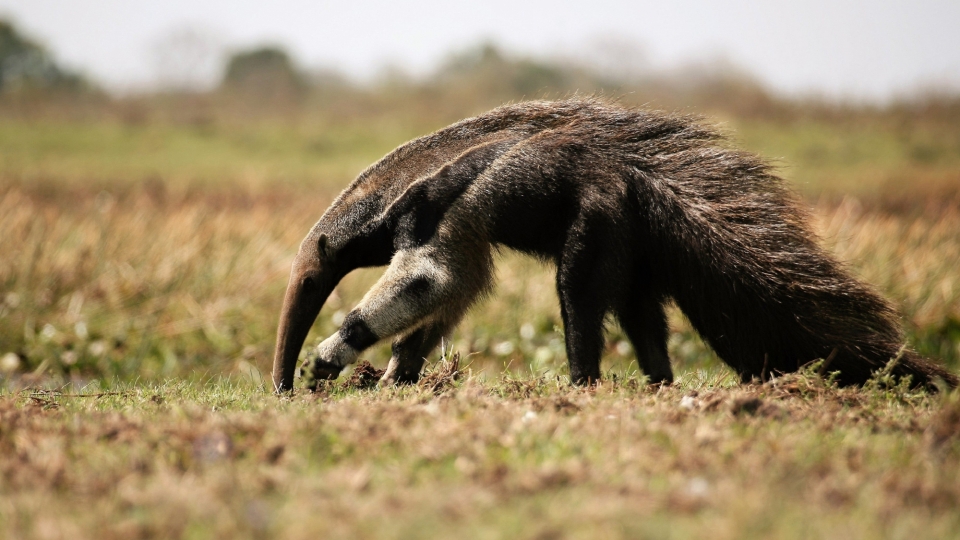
341 99 956 388
468 100 955 388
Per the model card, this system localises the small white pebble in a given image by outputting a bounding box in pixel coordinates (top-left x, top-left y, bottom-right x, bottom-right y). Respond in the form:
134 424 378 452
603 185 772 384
332 310 346 326
61 351 78 366
41 324 57 340
679 395 698 410
88 340 107 356
520 323 535 340
686 477 710 497
493 341 515 356
522 410 537 423
615 340 632 356
0 352 20 372
534 346 553 363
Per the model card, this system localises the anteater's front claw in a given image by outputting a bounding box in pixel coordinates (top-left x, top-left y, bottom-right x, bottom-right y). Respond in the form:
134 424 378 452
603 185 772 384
300 354 344 391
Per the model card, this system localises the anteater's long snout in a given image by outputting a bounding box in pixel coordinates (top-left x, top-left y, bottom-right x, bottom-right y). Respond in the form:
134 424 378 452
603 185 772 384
271 258 334 393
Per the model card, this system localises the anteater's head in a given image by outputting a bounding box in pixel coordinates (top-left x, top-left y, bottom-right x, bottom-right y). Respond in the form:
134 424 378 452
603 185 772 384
272 230 339 392
271 134 516 392
271 188 396 393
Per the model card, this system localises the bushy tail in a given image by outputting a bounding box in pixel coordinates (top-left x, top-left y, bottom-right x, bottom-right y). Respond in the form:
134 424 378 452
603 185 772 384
627 120 957 391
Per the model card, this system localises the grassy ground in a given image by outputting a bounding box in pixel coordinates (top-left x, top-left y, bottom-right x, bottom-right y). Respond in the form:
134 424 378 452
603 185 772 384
1 94 960 538
2 106 959 381
2 365 959 539
2 180 959 382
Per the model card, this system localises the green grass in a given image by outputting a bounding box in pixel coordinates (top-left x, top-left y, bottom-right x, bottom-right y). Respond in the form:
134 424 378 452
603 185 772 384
0 117 421 190
3 100 960 197
732 118 960 197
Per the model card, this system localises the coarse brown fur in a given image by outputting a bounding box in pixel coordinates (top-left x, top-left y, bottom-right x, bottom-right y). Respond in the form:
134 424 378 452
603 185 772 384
271 98 958 393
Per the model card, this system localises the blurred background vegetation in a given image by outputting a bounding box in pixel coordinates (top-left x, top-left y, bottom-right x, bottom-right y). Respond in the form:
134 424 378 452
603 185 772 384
1 17 958 386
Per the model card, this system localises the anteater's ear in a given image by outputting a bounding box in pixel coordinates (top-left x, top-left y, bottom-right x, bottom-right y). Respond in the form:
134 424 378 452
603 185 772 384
317 233 329 259
380 137 518 248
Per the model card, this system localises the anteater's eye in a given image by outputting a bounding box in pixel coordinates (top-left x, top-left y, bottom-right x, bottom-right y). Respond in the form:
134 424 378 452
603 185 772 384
301 277 315 291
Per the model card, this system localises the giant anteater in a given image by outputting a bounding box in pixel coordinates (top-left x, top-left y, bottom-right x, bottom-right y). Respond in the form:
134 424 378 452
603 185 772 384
271 98 957 392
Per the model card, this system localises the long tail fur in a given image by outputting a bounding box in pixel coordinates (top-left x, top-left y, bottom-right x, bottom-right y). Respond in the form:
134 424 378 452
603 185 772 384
610 110 957 389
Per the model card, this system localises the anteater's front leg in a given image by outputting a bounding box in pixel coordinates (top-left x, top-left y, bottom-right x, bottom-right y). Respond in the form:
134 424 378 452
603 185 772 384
302 247 485 385
381 320 456 385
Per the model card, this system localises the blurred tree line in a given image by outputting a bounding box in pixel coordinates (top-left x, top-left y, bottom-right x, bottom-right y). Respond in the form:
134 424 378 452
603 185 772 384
1 17 958 129
207 39 786 121
0 19 87 93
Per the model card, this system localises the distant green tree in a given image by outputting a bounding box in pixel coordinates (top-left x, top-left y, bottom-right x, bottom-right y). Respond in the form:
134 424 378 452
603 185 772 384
221 46 303 101
432 43 594 100
0 19 85 92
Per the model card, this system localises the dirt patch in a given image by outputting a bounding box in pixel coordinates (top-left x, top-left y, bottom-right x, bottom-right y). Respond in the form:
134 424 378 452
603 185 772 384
341 361 386 390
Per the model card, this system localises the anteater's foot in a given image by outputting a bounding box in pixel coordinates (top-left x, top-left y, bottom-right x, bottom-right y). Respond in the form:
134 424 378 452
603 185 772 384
570 374 601 386
379 357 422 386
645 372 674 387
300 357 343 391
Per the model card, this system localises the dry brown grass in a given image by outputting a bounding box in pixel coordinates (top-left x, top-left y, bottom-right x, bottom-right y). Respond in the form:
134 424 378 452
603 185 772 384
0 183 327 380
817 200 960 364
2 181 958 385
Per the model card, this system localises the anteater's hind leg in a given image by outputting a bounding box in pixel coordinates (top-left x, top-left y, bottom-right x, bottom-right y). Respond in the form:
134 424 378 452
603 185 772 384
615 298 673 384
556 221 616 385
381 319 457 385
557 283 606 384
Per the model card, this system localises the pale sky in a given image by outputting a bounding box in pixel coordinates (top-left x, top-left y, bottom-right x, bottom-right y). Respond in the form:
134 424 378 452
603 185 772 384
2 0 959 101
